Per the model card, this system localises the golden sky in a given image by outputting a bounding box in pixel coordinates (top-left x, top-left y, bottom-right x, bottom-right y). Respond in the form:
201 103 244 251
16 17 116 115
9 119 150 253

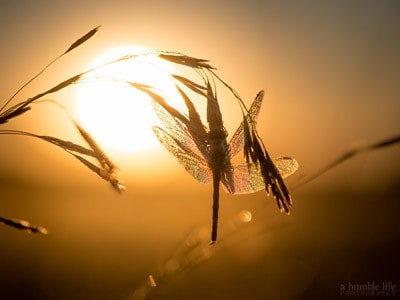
0 0 399 188
1 1 399 299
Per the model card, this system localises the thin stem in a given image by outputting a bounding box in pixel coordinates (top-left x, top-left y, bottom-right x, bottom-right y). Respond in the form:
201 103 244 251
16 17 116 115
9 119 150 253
209 69 250 116
0 54 62 112
1 26 101 113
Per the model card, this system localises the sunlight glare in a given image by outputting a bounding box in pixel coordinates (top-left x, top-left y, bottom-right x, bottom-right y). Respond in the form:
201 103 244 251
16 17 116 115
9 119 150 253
75 46 181 153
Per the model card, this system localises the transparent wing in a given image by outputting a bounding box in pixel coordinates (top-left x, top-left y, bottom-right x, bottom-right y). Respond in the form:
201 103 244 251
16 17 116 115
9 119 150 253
221 163 265 194
152 101 209 159
153 126 212 184
228 90 264 158
273 157 299 178
221 157 299 194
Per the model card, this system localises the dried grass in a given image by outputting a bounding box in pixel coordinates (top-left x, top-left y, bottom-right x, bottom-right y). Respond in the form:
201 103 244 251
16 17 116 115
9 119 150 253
1 25 399 299
0 26 123 233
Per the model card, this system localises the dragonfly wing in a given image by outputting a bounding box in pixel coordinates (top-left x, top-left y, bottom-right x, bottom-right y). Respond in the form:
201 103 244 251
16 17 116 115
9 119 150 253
228 90 264 158
221 163 265 194
153 126 212 184
221 157 298 194
272 157 299 178
152 101 209 159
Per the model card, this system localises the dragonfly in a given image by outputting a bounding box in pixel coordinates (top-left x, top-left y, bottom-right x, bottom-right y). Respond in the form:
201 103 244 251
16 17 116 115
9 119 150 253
151 84 298 243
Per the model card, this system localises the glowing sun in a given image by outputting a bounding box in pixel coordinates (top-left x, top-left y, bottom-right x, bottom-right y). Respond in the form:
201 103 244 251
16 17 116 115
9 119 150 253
75 46 180 153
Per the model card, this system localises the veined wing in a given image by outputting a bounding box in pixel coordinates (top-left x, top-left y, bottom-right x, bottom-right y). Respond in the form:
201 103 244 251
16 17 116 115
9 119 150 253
152 101 209 160
228 90 264 158
221 157 299 194
221 163 264 194
153 126 212 184
273 157 299 178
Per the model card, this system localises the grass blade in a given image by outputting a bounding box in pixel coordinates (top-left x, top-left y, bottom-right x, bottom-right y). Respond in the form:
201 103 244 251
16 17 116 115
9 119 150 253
0 73 83 124
73 122 124 192
0 26 100 113
175 84 207 140
128 82 190 126
38 135 96 156
172 74 207 97
0 129 124 192
293 133 400 189
0 216 48 234
64 25 101 54
72 153 125 192
0 106 31 124
158 53 215 69
74 121 117 172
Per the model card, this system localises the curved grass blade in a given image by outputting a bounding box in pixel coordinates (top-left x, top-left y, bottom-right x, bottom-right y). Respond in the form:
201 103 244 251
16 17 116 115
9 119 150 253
0 26 100 113
172 74 207 97
72 153 124 192
0 73 83 124
174 84 208 143
0 216 48 234
293 133 400 189
128 82 189 126
0 130 95 155
0 129 124 192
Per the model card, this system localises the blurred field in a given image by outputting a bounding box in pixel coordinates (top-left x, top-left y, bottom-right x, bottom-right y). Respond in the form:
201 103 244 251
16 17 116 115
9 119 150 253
1 1 399 299
1 166 399 300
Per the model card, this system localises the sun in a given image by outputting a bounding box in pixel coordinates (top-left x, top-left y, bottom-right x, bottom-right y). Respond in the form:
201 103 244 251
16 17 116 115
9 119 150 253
75 46 181 153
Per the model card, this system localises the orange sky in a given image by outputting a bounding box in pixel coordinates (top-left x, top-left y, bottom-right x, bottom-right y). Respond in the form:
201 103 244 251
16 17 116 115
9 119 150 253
1 1 399 299
1 0 399 190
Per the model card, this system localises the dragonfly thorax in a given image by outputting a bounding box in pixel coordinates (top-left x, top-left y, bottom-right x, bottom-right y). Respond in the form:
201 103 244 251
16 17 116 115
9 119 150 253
206 127 230 172
207 128 228 143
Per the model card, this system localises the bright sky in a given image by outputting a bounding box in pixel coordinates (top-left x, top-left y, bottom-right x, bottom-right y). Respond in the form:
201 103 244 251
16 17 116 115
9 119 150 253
1 2 399 300
1 0 399 190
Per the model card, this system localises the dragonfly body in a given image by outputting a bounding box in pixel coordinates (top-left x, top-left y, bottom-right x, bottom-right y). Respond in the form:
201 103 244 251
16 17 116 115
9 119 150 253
152 88 298 243
206 90 234 243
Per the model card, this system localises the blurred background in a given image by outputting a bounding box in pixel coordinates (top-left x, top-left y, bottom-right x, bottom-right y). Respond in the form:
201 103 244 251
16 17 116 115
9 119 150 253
1 0 399 299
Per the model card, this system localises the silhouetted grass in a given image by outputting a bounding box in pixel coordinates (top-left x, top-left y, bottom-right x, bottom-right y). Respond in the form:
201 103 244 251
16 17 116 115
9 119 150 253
0 26 124 233
120 52 400 300
292 133 400 189
1 26 398 300
128 131 399 299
